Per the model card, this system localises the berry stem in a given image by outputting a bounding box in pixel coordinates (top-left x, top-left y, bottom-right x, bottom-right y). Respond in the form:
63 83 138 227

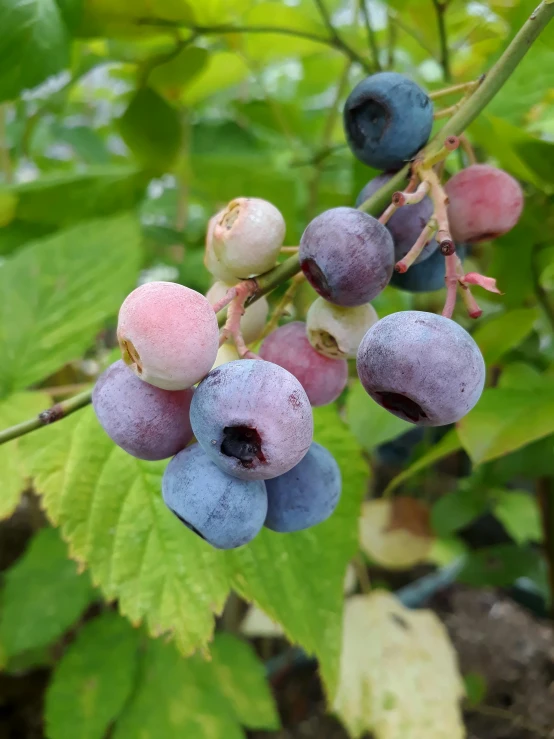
459 134 477 165
442 253 459 319
428 79 482 100
395 218 438 273
260 273 306 340
459 284 483 319
220 280 260 359
211 286 238 315
417 166 453 250
393 181 430 206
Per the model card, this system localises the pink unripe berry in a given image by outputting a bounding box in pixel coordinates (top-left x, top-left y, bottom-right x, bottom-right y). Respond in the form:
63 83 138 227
206 281 269 343
117 281 219 391
210 197 286 278
445 164 524 244
306 298 378 360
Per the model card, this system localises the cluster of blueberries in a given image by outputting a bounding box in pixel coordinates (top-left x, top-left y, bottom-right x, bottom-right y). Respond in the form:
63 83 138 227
92 71 523 550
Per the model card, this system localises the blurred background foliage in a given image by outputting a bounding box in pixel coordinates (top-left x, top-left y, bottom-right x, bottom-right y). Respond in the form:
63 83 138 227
1 0 554 737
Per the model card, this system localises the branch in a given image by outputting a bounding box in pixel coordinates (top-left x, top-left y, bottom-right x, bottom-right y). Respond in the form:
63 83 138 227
359 0 381 71
431 0 451 81
1 1 553 447
0 389 92 445
178 21 373 73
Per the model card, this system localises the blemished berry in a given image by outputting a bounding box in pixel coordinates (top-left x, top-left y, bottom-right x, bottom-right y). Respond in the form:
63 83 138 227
190 359 313 481
259 322 348 406
162 443 267 549
356 311 485 426
356 173 438 264
343 72 433 170
306 298 378 360
265 442 341 533
209 197 286 279
300 207 394 306
117 281 219 391
92 360 194 461
204 209 236 283
445 164 524 243
206 281 269 344
389 245 466 293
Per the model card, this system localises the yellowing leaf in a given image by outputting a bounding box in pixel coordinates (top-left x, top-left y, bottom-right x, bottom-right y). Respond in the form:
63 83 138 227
359 499 433 570
333 592 465 739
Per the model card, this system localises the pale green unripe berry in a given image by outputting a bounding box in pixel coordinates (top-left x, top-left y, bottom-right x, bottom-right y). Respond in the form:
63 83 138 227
306 298 378 359
210 197 286 278
206 281 269 344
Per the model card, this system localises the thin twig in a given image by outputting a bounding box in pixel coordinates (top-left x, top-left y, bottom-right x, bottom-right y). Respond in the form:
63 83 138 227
431 0 451 81
395 219 438 272
0 104 13 184
442 253 459 318
429 79 481 100
220 281 259 359
359 0 381 71
0 390 93 445
260 273 306 340
459 133 477 165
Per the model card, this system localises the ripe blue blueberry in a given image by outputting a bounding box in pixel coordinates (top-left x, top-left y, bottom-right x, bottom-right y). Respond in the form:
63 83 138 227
389 245 467 293
162 443 267 549
264 442 341 533
357 311 485 426
375 428 425 466
343 72 433 170
300 207 394 306
356 173 438 264
190 359 313 481
92 360 194 461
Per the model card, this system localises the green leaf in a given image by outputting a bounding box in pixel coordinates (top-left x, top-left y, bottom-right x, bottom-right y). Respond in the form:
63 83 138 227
45 611 140 739
181 52 250 104
472 308 539 365
458 544 543 588
118 88 182 173
113 634 276 739
149 47 209 97
0 0 71 102
0 528 95 660
498 362 547 391
456 387 554 464
209 633 279 730
463 672 487 708
244 4 328 61
346 380 413 451
0 214 141 396
227 404 368 697
21 407 230 656
0 392 50 519
22 403 367 696
11 167 148 228
383 430 462 496
431 488 489 538
492 490 542 546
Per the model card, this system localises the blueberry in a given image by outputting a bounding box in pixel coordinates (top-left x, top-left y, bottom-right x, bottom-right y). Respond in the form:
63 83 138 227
356 172 438 264
92 360 194 461
389 245 467 293
356 311 485 426
190 359 313 481
343 72 433 170
264 442 341 533
162 443 267 549
300 207 394 306
375 427 425 466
